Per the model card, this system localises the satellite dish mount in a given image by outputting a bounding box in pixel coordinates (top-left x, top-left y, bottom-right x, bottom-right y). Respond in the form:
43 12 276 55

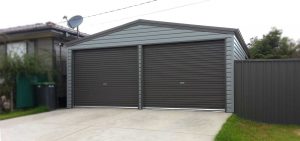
63 15 83 38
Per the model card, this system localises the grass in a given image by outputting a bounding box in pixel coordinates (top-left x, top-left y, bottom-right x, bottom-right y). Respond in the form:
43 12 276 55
215 115 300 141
0 106 48 120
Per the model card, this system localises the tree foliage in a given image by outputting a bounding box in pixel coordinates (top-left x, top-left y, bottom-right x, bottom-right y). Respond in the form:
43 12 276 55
0 54 49 97
292 40 300 58
249 28 299 59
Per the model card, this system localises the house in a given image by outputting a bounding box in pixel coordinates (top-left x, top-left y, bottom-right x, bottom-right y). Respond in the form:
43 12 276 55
66 19 249 112
0 22 88 107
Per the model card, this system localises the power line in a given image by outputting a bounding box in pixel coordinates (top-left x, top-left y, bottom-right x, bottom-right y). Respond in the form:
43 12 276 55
58 0 158 23
85 0 158 18
88 0 211 26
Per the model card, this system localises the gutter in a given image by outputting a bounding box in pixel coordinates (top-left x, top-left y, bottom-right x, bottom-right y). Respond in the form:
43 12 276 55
0 27 86 38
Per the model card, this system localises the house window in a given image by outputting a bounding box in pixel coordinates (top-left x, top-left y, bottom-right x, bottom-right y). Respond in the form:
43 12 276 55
6 41 27 58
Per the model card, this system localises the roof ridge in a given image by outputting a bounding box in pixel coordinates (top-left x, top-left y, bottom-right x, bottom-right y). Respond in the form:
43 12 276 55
137 19 239 32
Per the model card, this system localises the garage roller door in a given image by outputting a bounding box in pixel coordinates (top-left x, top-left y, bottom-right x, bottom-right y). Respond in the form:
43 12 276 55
73 47 138 107
143 40 225 109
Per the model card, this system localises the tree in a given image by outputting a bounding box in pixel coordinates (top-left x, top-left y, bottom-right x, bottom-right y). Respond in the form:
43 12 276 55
292 40 300 58
0 54 48 111
249 28 299 59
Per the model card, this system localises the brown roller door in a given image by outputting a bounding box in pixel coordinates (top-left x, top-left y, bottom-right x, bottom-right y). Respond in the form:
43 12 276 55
73 47 138 107
143 40 226 109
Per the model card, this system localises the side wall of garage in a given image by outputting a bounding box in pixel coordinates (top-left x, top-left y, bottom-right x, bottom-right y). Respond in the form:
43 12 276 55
66 22 246 112
231 36 249 112
225 36 249 112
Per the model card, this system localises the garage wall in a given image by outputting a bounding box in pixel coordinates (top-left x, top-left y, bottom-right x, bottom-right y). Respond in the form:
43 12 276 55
225 37 234 112
67 24 232 108
225 36 248 112
225 35 248 112
233 36 248 60
67 23 244 112
70 25 231 49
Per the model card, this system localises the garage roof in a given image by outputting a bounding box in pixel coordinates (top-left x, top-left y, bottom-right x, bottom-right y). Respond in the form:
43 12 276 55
66 19 249 56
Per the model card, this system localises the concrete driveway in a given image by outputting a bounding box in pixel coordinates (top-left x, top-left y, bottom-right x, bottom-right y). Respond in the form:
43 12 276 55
0 108 230 141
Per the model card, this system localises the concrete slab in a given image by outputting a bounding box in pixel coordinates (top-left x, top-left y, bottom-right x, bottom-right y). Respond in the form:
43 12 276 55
0 108 231 141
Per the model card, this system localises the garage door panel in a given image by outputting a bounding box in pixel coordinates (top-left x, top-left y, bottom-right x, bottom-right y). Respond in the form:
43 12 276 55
144 40 225 109
74 47 138 107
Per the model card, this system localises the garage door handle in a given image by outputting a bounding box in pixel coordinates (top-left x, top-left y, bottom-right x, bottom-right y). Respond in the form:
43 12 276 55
179 82 185 85
102 82 108 86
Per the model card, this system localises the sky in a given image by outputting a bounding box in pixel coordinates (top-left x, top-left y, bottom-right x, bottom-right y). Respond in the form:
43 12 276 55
0 0 299 44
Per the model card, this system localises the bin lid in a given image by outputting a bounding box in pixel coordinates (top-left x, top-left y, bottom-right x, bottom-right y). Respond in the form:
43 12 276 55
34 82 55 86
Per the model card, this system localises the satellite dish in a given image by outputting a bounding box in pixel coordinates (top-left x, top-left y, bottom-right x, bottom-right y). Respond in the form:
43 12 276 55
67 15 83 29
63 15 83 38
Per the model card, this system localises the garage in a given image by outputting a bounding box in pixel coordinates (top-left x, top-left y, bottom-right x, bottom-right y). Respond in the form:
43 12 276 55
143 40 225 108
73 47 138 107
66 19 249 112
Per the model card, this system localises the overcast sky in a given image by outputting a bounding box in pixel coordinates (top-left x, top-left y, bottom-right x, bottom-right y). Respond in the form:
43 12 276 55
0 0 299 43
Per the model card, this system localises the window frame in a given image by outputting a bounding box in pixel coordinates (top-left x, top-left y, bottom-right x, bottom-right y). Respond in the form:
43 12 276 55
6 41 28 58
5 40 36 58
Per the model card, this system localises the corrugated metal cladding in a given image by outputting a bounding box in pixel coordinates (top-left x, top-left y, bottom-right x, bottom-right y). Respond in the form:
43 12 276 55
73 47 138 107
143 40 226 108
67 19 250 111
235 60 300 124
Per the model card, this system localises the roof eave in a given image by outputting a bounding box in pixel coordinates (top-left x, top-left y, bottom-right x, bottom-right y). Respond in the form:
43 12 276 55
0 26 87 38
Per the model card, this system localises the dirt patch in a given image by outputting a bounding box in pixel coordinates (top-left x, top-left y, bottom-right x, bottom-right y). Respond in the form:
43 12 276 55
294 129 300 136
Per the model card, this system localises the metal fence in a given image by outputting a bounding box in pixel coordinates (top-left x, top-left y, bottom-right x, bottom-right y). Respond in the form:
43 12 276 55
234 59 300 124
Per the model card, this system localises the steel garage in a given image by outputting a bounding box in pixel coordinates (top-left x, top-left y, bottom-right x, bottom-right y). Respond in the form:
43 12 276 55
66 19 249 112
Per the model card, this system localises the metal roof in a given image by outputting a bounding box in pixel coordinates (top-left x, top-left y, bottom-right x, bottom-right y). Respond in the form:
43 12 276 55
66 19 249 56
